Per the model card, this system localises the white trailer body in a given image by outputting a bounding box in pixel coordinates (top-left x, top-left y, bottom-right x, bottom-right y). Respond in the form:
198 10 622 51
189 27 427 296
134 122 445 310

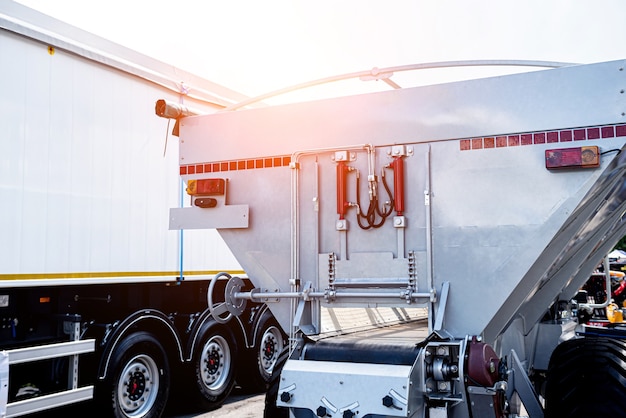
0 2 243 279
0 3 285 417
170 59 626 417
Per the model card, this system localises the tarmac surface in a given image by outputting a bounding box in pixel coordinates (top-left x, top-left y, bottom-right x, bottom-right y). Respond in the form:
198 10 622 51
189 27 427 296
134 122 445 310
28 387 266 418
166 387 265 418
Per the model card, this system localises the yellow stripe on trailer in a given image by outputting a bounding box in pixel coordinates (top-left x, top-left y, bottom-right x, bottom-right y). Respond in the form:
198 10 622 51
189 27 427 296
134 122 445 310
0 271 247 287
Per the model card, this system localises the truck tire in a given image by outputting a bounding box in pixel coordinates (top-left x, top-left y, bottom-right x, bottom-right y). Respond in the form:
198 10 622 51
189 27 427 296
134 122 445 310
545 336 626 417
189 322 237 409
264 347 289 418
103 331 170 418
238 312 286 393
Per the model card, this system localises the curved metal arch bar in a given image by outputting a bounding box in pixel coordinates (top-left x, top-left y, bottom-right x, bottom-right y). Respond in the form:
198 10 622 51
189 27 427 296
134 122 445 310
223 60 578 111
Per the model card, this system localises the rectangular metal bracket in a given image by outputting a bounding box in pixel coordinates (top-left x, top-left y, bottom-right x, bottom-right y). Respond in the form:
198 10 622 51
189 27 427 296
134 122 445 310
294 282 317 335
169 205 249 230
250 288 280 303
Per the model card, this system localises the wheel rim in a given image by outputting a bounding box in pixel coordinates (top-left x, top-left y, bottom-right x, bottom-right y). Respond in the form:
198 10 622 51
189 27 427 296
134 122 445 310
117 354 160 418
260 325 283 375
200 335 231 393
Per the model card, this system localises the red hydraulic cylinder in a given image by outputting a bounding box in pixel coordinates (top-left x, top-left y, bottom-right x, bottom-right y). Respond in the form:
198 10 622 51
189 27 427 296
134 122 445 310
391 156 405 215
336 161 349 220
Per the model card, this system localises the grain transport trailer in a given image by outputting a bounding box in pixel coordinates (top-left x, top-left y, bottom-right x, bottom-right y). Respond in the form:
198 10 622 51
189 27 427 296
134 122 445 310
0 3 285 417
163 59 626 417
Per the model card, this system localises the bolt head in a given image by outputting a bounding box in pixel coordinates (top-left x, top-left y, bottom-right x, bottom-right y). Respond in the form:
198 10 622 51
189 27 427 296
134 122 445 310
316 406 328 417
382 395 394 407
280 391 292 403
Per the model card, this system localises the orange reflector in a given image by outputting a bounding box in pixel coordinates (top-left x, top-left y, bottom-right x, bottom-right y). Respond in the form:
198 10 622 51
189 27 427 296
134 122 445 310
39 296 50 303
545 146 600 170
186 178 225 196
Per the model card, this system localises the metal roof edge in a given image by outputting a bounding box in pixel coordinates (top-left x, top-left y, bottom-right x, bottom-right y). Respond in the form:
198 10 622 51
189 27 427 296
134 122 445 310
0 1 253 108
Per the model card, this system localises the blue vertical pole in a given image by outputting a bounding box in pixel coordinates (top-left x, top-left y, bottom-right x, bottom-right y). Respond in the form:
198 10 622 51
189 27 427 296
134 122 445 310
179 177 184 282
178 92 187 283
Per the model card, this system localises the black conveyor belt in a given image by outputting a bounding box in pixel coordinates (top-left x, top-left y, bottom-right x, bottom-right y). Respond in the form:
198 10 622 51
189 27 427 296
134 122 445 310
302 319 429 365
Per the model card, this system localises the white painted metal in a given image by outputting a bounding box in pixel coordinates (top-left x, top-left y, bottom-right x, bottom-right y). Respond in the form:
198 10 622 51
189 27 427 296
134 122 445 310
0 1 252 108
6 340 95 365
277 360 416 417
5 387 94 418
0 2 244 285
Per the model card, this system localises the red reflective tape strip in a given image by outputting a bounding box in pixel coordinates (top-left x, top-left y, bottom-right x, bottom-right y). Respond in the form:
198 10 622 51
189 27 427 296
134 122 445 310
588 128 600 139
547 132 559 143
534 133 546 144
180 155 292 174
602 126 615 138
460 124 626 151
574 129 586 141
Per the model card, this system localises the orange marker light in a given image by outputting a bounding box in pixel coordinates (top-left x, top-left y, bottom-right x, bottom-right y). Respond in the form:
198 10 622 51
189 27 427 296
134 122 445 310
186 179 225 196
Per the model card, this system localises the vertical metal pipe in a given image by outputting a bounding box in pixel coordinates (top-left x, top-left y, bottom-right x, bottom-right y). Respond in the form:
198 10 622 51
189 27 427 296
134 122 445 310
424 146 434 333
290 154 299 347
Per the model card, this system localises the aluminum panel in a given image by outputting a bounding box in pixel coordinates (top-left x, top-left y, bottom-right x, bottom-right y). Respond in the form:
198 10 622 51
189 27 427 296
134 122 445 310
180 60 626 165
175 60 626 340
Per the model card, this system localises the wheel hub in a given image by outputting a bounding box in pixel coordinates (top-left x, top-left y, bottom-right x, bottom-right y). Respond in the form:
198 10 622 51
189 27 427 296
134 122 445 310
201 337 230 390
263 338 276 360
260 327 282 372
206 348 221 375
127 370 146 401
117 354 160 417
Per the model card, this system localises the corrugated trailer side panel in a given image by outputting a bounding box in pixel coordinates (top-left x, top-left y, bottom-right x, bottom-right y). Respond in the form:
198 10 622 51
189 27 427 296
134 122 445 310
0 29 240 279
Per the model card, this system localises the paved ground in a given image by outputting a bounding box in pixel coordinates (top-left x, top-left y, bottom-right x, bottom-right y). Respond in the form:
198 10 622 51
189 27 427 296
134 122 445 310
167 389 265 418
29 388 266 418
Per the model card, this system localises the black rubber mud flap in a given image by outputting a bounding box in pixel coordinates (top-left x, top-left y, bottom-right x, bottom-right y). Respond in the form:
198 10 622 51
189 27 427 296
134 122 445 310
264 347 289 418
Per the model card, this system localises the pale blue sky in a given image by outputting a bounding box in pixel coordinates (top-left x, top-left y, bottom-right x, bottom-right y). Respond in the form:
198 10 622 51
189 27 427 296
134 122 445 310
15 0 626 100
